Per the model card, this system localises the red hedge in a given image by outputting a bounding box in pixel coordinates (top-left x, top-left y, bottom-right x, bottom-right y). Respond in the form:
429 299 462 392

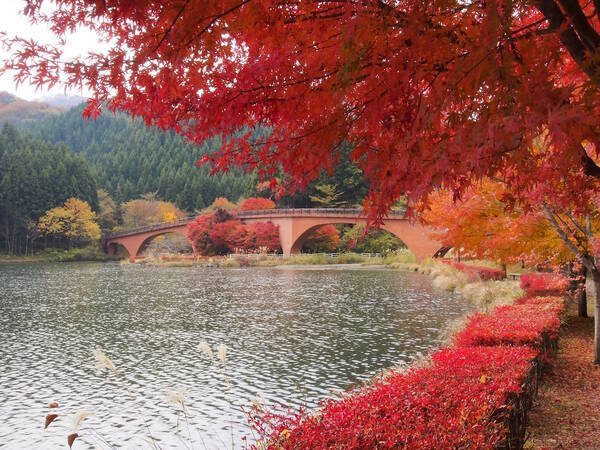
520 272 569 297
454 303 562 349
443 260 505 281
515 296 565 315
249 346 537 450
247 286 564 448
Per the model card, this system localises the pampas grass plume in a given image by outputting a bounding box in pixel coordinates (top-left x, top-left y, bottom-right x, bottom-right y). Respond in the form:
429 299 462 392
197 341 214 361
217 344 227 366
73 410 94 430
93 349 117 375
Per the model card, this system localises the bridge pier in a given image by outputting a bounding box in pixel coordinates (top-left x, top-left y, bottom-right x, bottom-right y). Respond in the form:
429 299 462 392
274 218 300 257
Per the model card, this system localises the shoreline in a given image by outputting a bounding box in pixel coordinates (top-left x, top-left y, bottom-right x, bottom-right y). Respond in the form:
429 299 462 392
272 263 391 270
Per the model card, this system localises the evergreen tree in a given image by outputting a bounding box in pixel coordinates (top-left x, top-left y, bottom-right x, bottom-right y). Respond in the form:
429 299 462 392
0 124 98 254
23 106 255 210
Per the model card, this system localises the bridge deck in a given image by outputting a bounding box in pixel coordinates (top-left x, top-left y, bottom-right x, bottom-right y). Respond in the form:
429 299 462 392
104 208 406 239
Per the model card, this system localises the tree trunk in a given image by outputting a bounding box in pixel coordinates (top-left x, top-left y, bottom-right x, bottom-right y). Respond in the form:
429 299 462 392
579 265 588 318
592 269 600 364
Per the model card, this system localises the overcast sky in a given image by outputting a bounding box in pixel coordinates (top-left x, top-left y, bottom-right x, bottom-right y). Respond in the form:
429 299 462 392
0 0 100 100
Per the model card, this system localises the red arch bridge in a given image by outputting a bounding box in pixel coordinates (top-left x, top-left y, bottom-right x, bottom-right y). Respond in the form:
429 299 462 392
101 208 449 262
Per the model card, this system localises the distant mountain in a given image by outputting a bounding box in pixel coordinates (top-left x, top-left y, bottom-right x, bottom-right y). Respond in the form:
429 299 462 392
0 91 17 106
38 93 86 109
0 91 63 126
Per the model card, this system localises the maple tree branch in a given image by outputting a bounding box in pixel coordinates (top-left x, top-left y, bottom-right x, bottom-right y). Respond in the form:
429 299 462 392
180 0 251 50
555 209 578 237
579 144 600 178
150 0 191 55
535 0 600 82
565 210 593 240
542 202 597 271
557 0 600 48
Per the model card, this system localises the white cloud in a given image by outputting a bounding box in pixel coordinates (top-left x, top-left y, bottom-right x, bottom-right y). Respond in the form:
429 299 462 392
0 0 102 100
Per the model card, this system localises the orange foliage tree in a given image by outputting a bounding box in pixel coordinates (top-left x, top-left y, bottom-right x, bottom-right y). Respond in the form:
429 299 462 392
204 197 237 212
120 194 185 228
422 180 573 266
423 179 596 316
301 225 340 253
238 197 276 211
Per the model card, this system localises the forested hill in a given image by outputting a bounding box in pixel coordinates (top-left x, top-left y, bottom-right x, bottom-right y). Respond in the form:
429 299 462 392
24 105 255 211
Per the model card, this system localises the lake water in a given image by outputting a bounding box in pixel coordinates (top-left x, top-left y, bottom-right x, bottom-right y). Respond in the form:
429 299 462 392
0 262 470 449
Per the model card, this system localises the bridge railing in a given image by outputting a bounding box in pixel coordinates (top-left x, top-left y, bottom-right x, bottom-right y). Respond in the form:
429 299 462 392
104 215 197 239
236 207 405 218
104 208 406 239
227 251 384 259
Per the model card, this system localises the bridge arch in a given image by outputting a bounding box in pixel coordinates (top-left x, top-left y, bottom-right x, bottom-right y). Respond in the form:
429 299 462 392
274 217 441 261
106 225 190 262
290 222 357 254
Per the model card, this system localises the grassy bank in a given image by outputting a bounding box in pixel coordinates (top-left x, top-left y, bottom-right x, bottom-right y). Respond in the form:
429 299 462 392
0 244 122 264
126 249 419 268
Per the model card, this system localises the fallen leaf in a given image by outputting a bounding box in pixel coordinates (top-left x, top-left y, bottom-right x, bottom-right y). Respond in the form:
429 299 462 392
44 414 58 429
68 433 79 449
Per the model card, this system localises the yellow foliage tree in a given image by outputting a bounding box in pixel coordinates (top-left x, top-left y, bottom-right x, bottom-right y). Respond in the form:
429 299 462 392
121 195 185 228
38 198 101 244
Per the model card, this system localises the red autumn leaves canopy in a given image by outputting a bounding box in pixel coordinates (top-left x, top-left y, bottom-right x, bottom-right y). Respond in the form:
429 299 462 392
6 1 600 220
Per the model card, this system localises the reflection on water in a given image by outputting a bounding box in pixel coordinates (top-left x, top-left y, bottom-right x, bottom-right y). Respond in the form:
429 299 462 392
0 263 470 448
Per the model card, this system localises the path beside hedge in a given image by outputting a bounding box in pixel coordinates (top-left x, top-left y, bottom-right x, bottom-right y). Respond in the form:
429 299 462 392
527 313 600 449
